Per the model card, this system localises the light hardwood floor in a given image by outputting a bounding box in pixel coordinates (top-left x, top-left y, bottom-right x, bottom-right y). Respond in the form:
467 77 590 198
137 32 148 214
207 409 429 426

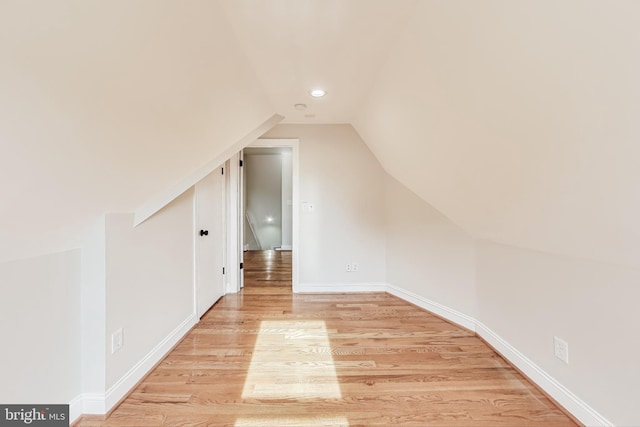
77 250 578 426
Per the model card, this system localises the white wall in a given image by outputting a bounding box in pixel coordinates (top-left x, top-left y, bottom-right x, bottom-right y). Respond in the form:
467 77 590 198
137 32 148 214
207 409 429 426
351 3 640 423
381 172 637 424
105 189 194 390
385 176 476 318
381 171 634 424
0 0 273 415
354 0 640 268
244 153 283 250
0 250 82 404
0 0 273 263
81 216 107 399
475 241 640 426
263 124 386 290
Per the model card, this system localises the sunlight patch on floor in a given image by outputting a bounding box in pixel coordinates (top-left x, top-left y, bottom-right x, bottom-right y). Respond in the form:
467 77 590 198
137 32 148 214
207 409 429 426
241 320 342 399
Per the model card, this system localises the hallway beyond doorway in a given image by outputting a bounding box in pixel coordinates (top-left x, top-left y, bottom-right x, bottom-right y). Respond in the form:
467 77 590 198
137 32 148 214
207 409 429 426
243 249 292 292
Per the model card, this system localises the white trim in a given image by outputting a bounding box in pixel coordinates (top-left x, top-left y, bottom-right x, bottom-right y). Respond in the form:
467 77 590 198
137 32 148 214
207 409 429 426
73 314 198 418
69 394 84 424
238 151 245 290
385 283 613 427
104 313 197 412
297 282 388 293
134 114 284 226
278 245 293 250
226 154 242 293
385 283 476 331
475 321 613 427
80 392 106 415
192 190 199 317
291 143 299 294
224 158 235 295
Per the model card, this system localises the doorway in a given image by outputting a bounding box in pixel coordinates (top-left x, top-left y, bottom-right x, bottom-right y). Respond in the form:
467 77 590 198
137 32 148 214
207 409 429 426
243 147 292 251
240 139 299 292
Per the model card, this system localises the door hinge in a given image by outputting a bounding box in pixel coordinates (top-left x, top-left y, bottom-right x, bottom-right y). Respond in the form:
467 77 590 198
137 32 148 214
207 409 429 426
239 159 244 167
240 262 244 269
222 267 225 275
221 167 224 175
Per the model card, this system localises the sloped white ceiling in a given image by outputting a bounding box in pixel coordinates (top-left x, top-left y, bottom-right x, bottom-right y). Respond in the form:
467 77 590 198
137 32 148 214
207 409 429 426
220 0 640 266
218 0 417 123
3 0 639 267
0 0 274 260
353 1 640 266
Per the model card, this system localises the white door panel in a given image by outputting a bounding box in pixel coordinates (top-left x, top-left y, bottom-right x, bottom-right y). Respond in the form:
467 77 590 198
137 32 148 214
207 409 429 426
196 169 225 318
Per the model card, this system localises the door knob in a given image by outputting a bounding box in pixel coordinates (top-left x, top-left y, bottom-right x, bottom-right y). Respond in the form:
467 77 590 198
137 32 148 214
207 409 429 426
200 230 209 236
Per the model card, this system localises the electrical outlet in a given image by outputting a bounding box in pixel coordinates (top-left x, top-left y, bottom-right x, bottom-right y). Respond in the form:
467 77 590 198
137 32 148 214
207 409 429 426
554 336 569 364
112 328 124 354
352 263 359 272
346 263 352 272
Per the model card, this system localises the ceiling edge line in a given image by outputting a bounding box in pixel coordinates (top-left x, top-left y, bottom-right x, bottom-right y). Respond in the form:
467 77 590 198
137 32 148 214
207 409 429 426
133 113 284 227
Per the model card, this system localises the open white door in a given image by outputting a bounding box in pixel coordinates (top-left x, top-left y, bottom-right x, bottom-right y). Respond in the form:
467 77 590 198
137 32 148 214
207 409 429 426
224 154 243 294
195 168 225 318
239 151 245 289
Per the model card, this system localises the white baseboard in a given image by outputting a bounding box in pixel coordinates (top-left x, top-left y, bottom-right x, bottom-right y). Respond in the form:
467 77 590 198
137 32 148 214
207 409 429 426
225 281 237 295
104 313 197 411
71 284 612 426
386 283 612 427
386 283 476 331
81 392 106 415
296 282 387 293
69 394 84 424
278 245 292 250
74 313 197 418
475 321 613 427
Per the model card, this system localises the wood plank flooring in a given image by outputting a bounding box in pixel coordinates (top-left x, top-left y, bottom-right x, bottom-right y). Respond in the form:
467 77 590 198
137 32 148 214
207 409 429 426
77 250 578 426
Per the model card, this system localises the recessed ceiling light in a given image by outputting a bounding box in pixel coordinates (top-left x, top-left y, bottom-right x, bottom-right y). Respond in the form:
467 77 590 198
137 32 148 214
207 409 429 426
309 89 326 98
294 103 307 110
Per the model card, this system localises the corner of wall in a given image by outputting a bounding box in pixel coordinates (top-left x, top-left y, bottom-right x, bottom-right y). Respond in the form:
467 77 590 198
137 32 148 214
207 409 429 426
380 175 614 425
81 215 107 400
